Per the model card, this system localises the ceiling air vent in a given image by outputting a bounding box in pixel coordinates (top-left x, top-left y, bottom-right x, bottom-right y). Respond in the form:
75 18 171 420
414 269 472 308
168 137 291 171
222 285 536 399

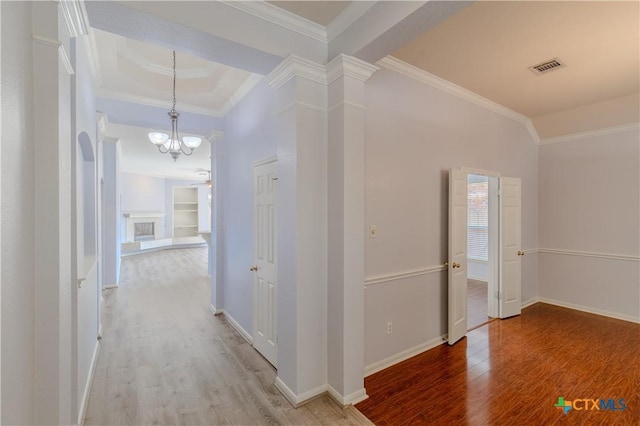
529 58 565 75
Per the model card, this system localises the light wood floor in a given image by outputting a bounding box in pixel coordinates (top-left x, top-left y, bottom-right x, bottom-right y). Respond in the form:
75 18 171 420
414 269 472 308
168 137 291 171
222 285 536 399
357 303 640 425
85 248 371 426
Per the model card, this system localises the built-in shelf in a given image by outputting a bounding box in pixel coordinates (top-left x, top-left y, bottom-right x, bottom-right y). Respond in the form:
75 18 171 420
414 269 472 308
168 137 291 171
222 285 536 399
173 187 199 238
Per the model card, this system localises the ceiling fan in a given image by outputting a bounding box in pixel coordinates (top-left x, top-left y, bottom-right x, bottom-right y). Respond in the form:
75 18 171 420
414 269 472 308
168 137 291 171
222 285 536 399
192 170 212 188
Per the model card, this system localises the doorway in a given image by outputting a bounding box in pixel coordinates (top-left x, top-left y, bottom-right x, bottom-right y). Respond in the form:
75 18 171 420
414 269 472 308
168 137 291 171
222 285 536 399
466 174 497 330
448 168 522 345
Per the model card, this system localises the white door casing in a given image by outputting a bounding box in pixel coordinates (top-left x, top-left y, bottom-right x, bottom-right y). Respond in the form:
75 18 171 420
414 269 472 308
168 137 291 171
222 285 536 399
253 159 278 367
499 177 522 318
448 169 468 345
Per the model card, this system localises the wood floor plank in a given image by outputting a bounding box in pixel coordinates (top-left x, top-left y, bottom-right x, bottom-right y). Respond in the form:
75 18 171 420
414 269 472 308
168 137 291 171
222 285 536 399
357 303 640 425
85 248 371 426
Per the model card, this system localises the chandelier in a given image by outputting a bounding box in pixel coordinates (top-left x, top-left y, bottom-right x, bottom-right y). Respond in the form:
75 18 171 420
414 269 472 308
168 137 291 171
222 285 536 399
148 50 201 161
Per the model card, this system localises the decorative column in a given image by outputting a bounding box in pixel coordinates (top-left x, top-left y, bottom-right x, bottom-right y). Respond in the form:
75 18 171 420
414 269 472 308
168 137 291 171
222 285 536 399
208 130 225 313
326 54 378 405
32 1 76 423
266 56 329 405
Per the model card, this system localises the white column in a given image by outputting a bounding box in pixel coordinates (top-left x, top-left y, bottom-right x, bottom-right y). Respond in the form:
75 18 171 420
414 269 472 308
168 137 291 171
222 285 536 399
32 1 75 423
326 54 378 405
266 56 329 405
209 131 225 313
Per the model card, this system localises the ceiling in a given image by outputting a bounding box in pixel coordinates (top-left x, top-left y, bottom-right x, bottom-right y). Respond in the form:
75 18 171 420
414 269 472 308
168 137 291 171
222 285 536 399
109 123 211 180
268 1 351 26
93 29 263 117
392 1 640 120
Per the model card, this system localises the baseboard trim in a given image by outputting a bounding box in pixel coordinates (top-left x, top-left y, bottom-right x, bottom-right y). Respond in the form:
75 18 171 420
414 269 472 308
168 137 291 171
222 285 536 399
77 340 100 426
521 297 539 309
218 308 253 346
274 377 329 407
208 304 224 316
538 297 640 324
365 335 446 377
327 385 368 406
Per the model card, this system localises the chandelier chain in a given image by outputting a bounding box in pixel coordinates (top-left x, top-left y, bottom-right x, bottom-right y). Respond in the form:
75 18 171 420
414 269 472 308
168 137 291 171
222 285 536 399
172 50 177 112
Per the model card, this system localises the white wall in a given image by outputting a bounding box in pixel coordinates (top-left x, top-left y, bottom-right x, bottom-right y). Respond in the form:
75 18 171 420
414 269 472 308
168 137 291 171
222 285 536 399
102 141 121 286
74 34 100 423
121 173 165 213
216 79 277 335
363 67 539 367
0 2 36 423
538 129 640 321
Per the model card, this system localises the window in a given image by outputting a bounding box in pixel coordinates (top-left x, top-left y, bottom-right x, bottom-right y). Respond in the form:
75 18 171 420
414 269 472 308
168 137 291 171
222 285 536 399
468 175 488 261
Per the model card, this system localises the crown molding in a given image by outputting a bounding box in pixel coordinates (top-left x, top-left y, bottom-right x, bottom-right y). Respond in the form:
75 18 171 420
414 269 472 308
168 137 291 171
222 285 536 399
32 34 61 48
220 1 327 43
326 54 378 84
205 129 225 143
59 0 89 38
84 30 103 87
95 87 222 118
266 55 327 90
377 56 545 144
327 1 376 42
538 123 640 145
218 74 264 117
58 44 75 76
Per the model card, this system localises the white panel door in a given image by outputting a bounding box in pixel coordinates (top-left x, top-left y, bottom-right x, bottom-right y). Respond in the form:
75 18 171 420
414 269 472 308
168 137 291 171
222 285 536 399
499 177 522 318
448 169 468 345
253 160 278 366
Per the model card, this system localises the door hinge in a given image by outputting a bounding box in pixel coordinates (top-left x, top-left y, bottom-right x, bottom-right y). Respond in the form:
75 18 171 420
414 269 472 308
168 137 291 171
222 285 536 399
496 291 502 300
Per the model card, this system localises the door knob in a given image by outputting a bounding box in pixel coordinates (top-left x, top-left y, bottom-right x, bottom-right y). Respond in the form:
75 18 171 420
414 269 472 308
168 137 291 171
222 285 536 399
250 266 258 271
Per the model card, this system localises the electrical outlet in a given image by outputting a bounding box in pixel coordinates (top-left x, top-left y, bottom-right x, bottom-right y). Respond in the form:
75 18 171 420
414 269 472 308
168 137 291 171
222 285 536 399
387 322 392 334
370 225 377 238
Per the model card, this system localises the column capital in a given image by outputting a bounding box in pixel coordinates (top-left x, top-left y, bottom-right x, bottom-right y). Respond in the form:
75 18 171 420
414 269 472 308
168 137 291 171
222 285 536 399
326 54 378 84
266 55 327 90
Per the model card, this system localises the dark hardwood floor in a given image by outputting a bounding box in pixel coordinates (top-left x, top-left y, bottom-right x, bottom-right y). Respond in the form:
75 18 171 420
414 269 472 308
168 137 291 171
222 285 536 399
357 303 640 425
467 279 490 330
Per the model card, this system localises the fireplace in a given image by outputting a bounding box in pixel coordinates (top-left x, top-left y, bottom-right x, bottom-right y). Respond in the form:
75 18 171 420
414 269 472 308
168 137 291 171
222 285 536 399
123 212 163 242
134 222 155 241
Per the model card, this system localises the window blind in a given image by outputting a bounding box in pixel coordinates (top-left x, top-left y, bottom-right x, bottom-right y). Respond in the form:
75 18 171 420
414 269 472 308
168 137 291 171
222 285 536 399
468 177 488 261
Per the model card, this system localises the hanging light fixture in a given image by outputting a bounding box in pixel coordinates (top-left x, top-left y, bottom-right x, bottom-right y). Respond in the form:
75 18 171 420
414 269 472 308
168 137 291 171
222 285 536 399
148 50 202 161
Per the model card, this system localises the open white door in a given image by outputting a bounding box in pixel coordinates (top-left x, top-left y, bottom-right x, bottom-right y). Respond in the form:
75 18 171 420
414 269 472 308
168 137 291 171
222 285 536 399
499 177 522 318
448 169 468 345
252 159 278 367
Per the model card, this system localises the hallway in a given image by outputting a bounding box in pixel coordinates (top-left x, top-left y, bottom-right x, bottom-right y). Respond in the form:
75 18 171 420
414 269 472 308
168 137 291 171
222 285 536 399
85 248 370 425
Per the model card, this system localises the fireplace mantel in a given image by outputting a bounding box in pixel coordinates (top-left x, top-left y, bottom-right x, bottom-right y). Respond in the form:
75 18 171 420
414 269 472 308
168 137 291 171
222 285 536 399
123 212 164 242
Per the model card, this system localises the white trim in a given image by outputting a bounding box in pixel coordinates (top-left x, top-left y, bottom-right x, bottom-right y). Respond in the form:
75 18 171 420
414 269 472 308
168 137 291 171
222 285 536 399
365 264 446 287
95 87 221 118
274 377 328 408
521 297 539 309
365 335 446 377
266 55 327 90
327 386 368 406
77 340 100 426
218 74 264 116
538 123 640 145
377 56 542 144
326 54 378 84
222 311 253 345
253 155 278 168
461 166 501 178
58 45 75 75
327 100 366 113
102 284 118 290
221 1 327 43
538 298 640 324
208 304 223 316
32 35 61 48
522 248 539 255
205 129 225 143
378 56 529 124
59 0 89 38
327 1 376 42
538 248 639 262
276 101 326 117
